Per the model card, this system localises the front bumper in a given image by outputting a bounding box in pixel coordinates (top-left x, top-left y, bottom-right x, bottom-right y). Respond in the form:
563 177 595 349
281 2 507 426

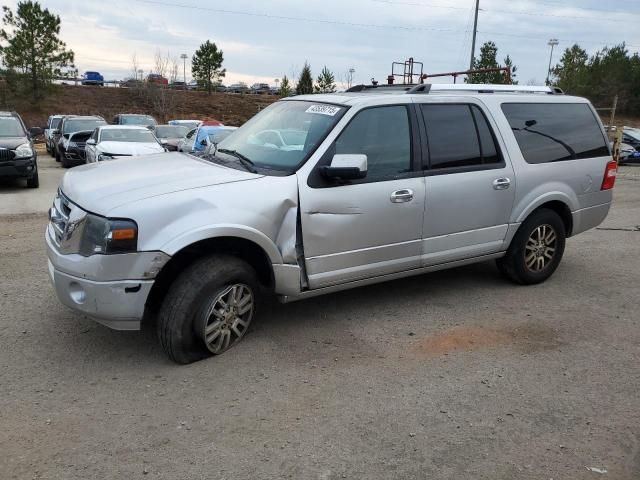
46 226 171 330
0 156 36 178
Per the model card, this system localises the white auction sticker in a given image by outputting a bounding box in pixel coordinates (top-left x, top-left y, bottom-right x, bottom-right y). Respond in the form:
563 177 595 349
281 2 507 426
305 104 341 116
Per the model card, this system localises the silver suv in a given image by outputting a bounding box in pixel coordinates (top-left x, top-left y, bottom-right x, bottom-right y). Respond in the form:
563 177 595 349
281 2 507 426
46 83 617 363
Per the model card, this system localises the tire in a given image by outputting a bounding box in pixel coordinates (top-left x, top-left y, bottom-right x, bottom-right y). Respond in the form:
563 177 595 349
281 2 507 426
497 208 566 285
26 168 39 188
55 149 61 162
157 255 260 364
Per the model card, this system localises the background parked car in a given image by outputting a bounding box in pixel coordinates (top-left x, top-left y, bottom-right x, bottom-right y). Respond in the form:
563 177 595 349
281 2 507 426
227 83 249 94
55 115 107 167
65 130 94 164
622 126 640 151
186 80 199 90
85 125 165 162
112 114 157 128
168 119 202 131
0 111 42 188
81 71 104 86
120 78 142 88
153 125 189 151
170 81 187 90
45 114 63 154
250 83 271 94
147 73 168 86
191 125 232 153
177 128 197 152
201 126 238 155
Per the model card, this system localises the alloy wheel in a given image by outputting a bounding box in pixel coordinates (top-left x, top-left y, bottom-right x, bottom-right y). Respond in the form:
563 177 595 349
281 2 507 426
524 224 557 272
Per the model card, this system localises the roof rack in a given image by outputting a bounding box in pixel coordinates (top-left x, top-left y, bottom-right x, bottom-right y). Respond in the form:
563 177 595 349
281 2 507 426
346 83 563 95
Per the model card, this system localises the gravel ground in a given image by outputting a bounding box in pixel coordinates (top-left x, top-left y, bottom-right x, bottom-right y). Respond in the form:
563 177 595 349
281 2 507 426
1 166 639 480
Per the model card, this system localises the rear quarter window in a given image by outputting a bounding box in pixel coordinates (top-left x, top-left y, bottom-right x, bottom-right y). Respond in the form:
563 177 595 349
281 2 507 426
501 103 610 164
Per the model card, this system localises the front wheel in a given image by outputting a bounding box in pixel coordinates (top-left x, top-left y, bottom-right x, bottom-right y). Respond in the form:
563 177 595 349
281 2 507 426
26 168 39 188
497 208 566 285
157 255 260 364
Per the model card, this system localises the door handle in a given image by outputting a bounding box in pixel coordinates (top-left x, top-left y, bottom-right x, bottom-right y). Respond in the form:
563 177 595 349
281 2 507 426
493 177 511 190
390 189 414 203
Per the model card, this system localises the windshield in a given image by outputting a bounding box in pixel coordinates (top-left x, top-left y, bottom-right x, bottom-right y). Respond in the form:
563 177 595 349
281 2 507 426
63 119 106 134
0 117 25 137
216 101 346 172
100 129 158 143
155 125 188 138
121 116 156 126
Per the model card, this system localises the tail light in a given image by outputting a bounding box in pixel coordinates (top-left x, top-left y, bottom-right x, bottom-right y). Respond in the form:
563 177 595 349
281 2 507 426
601 160 617 190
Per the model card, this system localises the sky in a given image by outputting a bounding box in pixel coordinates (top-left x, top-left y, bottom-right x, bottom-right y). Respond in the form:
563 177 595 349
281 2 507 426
4 0 640 87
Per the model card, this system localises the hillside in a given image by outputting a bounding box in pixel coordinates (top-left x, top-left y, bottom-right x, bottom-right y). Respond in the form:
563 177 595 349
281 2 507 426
8 85 278 127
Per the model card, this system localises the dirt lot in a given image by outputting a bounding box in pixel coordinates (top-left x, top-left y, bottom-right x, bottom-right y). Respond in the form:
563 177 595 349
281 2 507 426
9 84 277 127
1 159 639 479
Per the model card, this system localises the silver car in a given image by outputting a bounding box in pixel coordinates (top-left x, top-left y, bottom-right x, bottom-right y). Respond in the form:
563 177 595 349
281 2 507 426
46 83 616 363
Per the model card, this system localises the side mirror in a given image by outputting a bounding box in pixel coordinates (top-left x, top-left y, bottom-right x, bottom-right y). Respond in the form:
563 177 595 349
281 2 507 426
200 139 208 146
86 138 96 146
29 127 44 137
51 129 60 135
321 154 368 180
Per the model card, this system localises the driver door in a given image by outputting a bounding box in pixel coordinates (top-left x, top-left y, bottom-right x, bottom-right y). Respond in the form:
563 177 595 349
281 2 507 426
299 104 425 289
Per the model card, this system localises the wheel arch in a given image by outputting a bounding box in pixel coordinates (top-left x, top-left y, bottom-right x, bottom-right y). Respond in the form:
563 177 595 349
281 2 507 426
146 235 277 318
515 193 575 237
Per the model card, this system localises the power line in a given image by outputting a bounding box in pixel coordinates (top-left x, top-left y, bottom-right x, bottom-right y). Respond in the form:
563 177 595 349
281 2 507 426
130 0 463 33
371 0 639 21
128 0 640 50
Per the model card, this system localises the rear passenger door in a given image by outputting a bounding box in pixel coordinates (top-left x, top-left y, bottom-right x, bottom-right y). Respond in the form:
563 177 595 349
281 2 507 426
418 102 515 265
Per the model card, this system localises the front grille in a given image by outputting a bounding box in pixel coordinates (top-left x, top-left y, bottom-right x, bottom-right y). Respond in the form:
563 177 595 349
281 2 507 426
0 148 16 162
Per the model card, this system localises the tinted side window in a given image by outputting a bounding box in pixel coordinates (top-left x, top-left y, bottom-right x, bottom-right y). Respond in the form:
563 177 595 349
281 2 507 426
501 103 609 164
471 106 500 164
335 106 411 181
421 104 483 169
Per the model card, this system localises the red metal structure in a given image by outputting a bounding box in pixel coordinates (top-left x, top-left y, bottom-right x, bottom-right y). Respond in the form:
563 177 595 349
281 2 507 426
386 59 512 85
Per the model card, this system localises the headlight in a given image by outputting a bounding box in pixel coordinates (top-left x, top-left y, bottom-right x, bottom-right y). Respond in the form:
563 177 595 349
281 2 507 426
98 153 114 161
78 214 138 256
14 143 34 158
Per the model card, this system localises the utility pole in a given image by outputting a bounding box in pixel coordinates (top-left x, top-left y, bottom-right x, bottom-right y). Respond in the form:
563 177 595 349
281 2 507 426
545 38 559 86
180 53 188 88
348 67 355 88
469 0 480 71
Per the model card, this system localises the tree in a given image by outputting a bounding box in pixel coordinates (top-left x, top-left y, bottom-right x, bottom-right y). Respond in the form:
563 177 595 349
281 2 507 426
296 62 313 95
314 66 336 93
466 41 517 85
279 75 292 97
0 1 74 99
552 44 589 93
191 40 225 94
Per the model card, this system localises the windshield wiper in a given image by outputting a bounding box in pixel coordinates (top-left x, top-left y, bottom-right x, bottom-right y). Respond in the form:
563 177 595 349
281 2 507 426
217 148 258 173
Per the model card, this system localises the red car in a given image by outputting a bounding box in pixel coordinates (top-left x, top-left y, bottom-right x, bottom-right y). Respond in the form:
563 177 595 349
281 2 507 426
147 73 168 85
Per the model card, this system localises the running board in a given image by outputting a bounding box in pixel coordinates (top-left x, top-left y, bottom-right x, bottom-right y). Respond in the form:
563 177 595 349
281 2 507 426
278 252 505 303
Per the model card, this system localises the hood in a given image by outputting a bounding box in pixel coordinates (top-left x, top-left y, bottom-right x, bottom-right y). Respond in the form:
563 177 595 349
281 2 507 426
61 152 263 215
98 141 165 156
0 136 29 149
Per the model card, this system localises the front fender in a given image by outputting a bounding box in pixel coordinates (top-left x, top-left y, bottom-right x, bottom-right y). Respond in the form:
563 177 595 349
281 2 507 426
160 224 284 264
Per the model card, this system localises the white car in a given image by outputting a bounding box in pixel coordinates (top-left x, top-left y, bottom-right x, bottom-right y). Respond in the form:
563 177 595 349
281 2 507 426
85 125 165 163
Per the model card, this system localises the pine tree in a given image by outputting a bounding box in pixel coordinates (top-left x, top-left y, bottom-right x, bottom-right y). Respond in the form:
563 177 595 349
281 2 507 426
466 41 517 85
314 66 336 93
191 40 226 94
279 75 292 97
296 62 313 95
0 1 74 100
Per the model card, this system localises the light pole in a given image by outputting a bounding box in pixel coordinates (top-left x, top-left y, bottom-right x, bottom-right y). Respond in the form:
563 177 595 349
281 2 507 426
180 53 188 88
546 38 559 85
137 69 143 82
348 67 355 88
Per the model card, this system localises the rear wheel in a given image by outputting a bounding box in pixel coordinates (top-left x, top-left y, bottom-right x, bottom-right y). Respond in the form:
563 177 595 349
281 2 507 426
157 255 259 364
497 208 566 285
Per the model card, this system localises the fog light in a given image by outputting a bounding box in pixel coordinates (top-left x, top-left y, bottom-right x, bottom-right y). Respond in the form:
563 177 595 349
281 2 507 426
68 282 86 304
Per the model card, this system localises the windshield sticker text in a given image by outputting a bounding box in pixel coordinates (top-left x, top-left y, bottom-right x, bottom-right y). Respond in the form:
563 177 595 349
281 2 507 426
305 105 341 116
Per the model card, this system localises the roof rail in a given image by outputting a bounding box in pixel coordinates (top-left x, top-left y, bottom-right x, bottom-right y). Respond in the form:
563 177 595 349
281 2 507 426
345 84 415 93
412 84 562 94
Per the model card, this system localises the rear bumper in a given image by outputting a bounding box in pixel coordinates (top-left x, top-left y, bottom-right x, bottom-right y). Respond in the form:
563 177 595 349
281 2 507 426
0 157 36 178
572 202 611 236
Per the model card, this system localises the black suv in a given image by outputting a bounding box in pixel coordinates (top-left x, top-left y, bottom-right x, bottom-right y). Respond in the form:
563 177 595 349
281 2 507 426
54 115 106 167
0 111 42 188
